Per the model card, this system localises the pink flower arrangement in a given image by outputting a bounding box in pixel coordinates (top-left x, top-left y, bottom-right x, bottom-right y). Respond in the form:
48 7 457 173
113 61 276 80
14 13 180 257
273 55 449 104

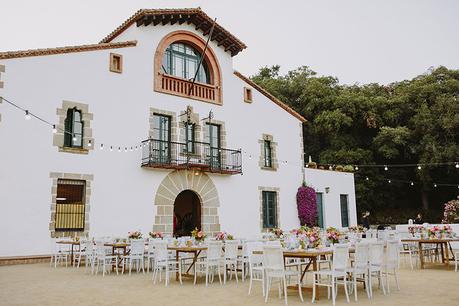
270 228 284 239
215 231 234 241
128 231 142 239
326 227 342 244
428 225 442 238
297 227 321 248
296 184 318 227
191 227 206 241
149 231 163 239
408 225 425 236
442 196 459 224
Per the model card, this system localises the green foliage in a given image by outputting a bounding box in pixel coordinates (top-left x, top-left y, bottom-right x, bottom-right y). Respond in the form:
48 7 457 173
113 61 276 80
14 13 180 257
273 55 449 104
251 65 459 224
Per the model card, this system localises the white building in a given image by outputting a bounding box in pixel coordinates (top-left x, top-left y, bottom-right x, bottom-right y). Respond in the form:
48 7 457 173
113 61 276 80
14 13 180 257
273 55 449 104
304 168 357 229
0 8 356 258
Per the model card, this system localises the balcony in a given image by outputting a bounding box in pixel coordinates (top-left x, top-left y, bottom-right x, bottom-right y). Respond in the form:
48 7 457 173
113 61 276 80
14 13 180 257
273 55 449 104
157 73 221 105
141 139 242 175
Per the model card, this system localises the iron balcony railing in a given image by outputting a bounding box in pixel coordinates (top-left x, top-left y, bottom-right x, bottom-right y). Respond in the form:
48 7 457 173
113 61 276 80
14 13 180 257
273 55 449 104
141 139 242 175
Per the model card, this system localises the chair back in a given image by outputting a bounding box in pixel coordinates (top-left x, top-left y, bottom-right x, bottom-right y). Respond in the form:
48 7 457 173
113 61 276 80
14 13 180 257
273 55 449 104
386 239 400 267
262 245 284 271
224 240 239 260
206 240 223 261
369 241 385 266
246 241 264 264
147 238 158 254
332 243 349 271
353 242 369 269
153 240 168 262
94 241 110 257
82 240 94 256
130 239 145 256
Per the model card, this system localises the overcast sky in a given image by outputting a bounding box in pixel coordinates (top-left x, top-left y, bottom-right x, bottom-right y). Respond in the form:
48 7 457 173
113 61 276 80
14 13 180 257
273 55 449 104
1 0 458 84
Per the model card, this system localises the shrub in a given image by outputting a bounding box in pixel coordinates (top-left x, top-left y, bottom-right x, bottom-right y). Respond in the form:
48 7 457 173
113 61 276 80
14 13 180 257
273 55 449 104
335 165 344 172
343 165 354 172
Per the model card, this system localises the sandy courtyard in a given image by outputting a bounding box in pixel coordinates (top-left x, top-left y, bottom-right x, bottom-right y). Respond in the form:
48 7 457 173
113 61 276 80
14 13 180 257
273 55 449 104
0 263 458 306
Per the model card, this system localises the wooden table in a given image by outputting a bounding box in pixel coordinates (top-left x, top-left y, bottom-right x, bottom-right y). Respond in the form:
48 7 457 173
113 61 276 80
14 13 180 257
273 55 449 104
401 238 459 269
254 248 333 300
104 242 131 271
56 240 80 263
167 245 207 280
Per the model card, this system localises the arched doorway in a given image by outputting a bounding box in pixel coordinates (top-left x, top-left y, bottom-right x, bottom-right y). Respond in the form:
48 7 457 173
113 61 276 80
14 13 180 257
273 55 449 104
173 190 201 237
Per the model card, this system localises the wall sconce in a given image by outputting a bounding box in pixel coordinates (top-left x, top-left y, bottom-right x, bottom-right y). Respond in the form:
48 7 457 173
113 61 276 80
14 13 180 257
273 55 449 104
325 187 330 194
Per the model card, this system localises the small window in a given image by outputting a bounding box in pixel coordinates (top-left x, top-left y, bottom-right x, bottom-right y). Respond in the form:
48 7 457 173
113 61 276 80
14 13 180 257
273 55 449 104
64 108 83 148
110 53 123 73
340 194 349 227
244 87 253 103
262 191 277 229
55 179 86 231
316 192 324 228
264 140 272 168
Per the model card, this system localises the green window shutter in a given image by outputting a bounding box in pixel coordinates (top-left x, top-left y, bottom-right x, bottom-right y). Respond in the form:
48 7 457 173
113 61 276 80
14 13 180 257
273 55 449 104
340 194 349 227
316 193 324 228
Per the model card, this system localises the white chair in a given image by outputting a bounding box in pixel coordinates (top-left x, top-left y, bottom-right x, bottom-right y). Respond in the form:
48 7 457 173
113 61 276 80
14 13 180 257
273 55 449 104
50 238 70 268
383 240 400 293
368 241 386 297
247 241 265 296
237 240 250 281
93 241 118 276
263 245 303 306
223 240 239 284
145 238 157 271
75 240 94 272
152 240 182 286
122 239 145 275
398 233 418 270
348 242 370 301
194 240 223 286
312 243 350 306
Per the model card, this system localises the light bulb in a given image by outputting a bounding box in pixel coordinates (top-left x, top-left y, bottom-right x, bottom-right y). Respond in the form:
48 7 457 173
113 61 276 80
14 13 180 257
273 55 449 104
52 125 57 133
88 140 92 147
124 147 127 152
388 180 391 183
110 146 113 152
100 144 104 150
456 163 459 169
417 165 422 170
25 110 31 120
130 147 133 152
434 184 437 188
365 177 369 181
118 147 121 152
72 136 77 142
384 165 388 171
410 182 414 186
355 166 359 171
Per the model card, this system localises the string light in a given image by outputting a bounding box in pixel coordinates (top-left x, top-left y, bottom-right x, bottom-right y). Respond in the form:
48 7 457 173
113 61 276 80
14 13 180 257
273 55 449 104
87 140 92 147
25 110 31 120
118 147 121 152
110 146 113 152
100 144 104 150
456 163 459 169
355 166 359 171
384 165 388 171
434 184 437 188
417 165 422 170
410 182 414 186
72 135 77 142
388 179 391 183
52 125 57 134
365 177 369 181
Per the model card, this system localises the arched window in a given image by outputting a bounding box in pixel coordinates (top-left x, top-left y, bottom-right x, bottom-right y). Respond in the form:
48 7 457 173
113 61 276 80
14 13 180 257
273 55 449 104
162 42 210 84
64 108 83 148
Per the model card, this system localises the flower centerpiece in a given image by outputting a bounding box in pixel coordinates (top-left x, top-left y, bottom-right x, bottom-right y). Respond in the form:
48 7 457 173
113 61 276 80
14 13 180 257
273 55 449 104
326 227 342 244
441 225 454 238
128 231 142 240
269 228 284 239
215 231 234 241
348 225 365 233
427 225 441 239
149 231 163 239
191 227 206 243
408 225 425 237
305 227 321 248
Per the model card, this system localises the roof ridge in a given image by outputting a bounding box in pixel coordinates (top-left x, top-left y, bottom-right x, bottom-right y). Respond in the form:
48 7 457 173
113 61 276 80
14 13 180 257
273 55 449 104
0 41 137 60
233 70 306 123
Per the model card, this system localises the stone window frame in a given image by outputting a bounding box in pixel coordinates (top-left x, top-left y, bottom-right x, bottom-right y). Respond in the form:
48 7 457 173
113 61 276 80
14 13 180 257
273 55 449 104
49 172 93 238
202 118 227 167
149 107 178 162
244 87 253 103
53 100 94 155
258 134 278 171
259 186 281 232
178 106 202 156
109 53 123 73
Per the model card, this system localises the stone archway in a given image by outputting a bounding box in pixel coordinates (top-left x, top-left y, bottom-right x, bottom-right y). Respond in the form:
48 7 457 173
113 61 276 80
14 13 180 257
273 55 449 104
152 170 220 236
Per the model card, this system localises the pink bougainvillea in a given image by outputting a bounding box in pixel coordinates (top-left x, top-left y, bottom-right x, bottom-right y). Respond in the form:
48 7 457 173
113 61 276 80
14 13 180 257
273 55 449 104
442 196 459 224
296 184 318 227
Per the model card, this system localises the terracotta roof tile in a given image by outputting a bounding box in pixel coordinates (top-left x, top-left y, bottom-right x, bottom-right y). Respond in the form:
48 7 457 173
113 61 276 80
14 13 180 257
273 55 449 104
0 41 137 60
234 71 307 123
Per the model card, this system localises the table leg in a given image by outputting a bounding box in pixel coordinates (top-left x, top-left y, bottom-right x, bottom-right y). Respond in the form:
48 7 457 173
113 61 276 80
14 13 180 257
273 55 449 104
70 244 74 265
440 243 445 263
419 242 424 269
444 242 450 267
185 250 201 275
176 250 180 281
312 257 320 300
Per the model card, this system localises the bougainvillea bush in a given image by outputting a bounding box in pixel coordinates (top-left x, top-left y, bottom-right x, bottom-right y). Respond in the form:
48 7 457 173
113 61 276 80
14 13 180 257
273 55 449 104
442 196 459 224
296 184 317 227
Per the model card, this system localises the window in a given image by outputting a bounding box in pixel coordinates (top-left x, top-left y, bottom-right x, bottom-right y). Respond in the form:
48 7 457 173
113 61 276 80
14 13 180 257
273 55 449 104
162 43 210 84
55 179 85 231
262 191 277 229
152 114 171 163
264 140 272 168
206 123 221 168
185 123 195 153
64 108 83 148
340 194 349 228
244 87 253 103
110 53 123 73
316 192 324 228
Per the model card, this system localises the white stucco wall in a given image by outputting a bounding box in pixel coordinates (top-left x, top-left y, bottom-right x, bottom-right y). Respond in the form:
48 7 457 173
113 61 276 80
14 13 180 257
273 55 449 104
0 22 304 256
304 168 357 229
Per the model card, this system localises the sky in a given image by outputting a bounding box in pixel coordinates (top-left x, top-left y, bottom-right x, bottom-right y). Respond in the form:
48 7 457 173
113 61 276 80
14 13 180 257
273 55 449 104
0 0 458 85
